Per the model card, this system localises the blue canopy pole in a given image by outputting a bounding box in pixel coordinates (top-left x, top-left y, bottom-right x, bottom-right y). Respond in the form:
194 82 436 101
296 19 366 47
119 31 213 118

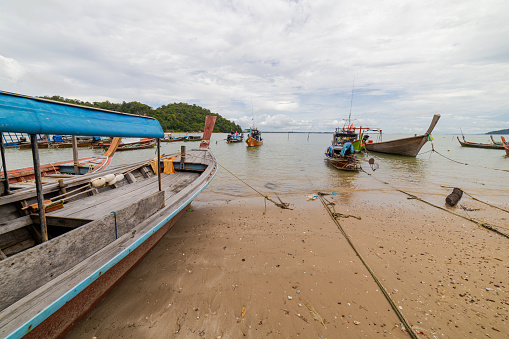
0 136 10 195
30 134 48 242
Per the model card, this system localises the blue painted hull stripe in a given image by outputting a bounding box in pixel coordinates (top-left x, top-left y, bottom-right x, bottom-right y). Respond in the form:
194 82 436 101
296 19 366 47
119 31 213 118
7 170 216 339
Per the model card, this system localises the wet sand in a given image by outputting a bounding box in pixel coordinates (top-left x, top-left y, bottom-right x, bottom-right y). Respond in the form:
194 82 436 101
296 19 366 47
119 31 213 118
67 190 508 338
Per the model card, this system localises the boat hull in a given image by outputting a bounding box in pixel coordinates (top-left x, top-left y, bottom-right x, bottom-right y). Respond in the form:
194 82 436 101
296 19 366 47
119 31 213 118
325 155 360 171
246 136 263 147
365 134 429 157
457 136 505 149
0 149 217 339
22 206 187 339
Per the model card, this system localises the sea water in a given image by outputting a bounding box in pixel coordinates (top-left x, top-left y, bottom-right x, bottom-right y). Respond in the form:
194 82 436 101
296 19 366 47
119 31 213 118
2 133 509 205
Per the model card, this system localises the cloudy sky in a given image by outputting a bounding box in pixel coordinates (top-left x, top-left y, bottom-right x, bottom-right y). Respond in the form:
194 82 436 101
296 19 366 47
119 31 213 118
1 0 508 133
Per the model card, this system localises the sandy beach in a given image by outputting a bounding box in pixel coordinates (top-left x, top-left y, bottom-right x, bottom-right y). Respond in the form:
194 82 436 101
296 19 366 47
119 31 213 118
67 189 508 338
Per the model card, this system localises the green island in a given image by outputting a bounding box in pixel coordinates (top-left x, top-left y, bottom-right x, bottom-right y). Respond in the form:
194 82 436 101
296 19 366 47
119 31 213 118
486 128 509 134
41 96 242 133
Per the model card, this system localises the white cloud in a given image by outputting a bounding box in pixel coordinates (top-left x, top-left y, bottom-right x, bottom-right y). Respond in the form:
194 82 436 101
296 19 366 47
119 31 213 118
1 0 508 133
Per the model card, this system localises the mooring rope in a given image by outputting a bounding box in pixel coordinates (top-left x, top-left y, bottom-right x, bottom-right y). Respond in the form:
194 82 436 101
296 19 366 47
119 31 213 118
184 153 292 210
360 168 509 239
317 193 419 339
440 186 509 214
430 143 509 173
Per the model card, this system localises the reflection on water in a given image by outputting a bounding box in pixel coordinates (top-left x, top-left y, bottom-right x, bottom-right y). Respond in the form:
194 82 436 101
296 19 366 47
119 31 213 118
3 133 509 203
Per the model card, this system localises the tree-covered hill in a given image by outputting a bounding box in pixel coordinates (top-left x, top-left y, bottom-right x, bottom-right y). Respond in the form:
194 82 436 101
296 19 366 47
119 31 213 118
41 96 242 133
486 128 509 135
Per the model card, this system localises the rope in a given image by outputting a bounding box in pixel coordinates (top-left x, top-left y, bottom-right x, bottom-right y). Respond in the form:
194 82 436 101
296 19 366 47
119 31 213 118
317 193 419 339
440 186 509 214
184 153 292 210
360 169 509 239
430 143 509 172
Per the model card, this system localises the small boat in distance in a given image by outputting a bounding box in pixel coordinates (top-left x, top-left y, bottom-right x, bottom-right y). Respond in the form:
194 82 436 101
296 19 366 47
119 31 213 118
184 133 202 141
499 136 509 155
365 114 440 157
457 136 505 150
245 128 263 147
490 135 503 145
161 133 185 142
226 131 243 143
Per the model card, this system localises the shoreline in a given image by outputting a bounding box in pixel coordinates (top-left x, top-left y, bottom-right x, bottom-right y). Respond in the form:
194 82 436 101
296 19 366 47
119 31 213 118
68 191 508 338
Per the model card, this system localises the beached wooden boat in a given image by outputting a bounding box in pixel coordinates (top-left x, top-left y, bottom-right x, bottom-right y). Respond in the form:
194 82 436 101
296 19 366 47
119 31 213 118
245 128 263 147
0 91 218 338
364 114 440 157
324 145 360 171
501 136 509 155
457 136 505 150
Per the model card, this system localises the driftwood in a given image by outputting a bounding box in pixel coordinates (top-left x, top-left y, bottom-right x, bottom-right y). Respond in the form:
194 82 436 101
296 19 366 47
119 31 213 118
446 188 463 207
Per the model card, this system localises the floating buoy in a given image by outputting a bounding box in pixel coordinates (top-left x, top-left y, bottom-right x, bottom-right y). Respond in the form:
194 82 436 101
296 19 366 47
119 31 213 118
115 173 124 182
91 177 106 187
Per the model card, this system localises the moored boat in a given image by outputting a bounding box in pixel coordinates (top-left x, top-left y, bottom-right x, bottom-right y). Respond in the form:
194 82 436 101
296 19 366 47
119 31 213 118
0 91 218 338
245 128 263 147
226 131 243 143
457 136 505 150
325 131 360 171
365 114 440 157
501 136 509 155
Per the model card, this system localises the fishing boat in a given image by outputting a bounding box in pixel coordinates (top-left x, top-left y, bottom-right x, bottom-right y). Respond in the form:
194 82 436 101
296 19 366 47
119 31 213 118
184 134 202 141
226 132 243 143
364 114 440 157
490 135 503 145
0 91 218 338
91 138 154 150
457 136 505 150
161 133 185 142
245 128 263 147
500 136 509 155
324 143 360 171
115 139 156 151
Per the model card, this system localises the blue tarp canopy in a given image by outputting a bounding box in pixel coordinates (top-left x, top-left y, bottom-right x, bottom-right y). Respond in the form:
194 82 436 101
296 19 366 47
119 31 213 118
0 91 164 138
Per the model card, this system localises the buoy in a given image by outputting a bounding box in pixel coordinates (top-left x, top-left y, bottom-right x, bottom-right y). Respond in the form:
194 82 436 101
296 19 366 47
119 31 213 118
115 173 124 182
91 177 106 187
104 174 115 182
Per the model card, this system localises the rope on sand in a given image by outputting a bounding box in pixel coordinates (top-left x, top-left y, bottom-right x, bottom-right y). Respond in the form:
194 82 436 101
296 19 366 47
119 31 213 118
317 193 419 339
360 169 509 239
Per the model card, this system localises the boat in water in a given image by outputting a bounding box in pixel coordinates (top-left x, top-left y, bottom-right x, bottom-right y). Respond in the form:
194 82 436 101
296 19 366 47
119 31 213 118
457 136 505 150
324 133 360 171
161 133 185 142
500 136 509 155
364 114 440 157
226 131 243 143
245 128 263 147
0 91 218 338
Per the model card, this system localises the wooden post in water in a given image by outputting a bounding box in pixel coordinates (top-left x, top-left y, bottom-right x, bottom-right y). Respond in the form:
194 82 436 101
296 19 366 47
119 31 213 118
157 138 161 192
30 134 48 242
180 145 186 170
72 135 79 175
0 136 10 195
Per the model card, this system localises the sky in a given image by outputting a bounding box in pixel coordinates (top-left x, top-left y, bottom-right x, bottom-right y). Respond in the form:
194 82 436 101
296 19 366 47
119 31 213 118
1 0 509 134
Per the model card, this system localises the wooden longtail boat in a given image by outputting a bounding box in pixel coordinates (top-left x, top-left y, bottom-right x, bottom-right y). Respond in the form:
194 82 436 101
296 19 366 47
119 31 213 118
490 135 503 145
457 136 505 149
226 133 243 143
115 139 156 151
245 128 263 147
325 147 360 171
0 91 218 338
91 138 154 149
184 135 202 141
364 114 440 157
501 136 509 155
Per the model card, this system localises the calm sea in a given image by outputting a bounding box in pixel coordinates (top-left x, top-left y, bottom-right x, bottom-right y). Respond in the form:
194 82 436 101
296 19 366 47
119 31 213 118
3 133 509 205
